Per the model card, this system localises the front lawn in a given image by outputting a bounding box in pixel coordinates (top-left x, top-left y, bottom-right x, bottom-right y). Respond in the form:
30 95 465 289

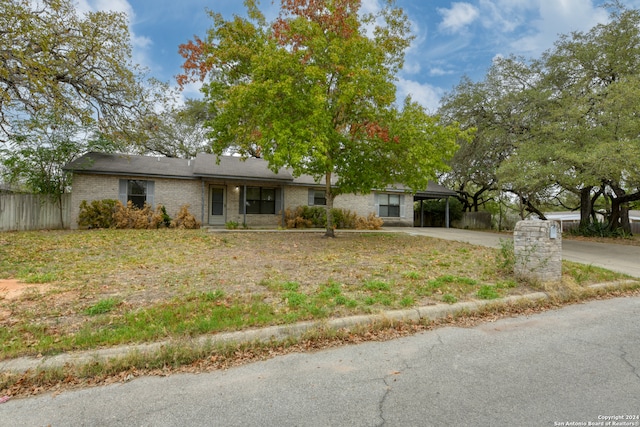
0 229 630 359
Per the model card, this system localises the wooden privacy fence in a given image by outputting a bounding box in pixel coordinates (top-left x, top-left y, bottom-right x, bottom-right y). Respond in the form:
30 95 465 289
0 194 70 231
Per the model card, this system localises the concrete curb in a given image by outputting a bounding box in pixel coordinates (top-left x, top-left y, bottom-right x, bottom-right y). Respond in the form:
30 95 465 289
0 280 636 374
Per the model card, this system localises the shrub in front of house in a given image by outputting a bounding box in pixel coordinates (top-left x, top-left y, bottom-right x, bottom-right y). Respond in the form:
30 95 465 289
281 206 383 230
78 200 200 229
355 213 384 230
170 204 201 229
78 199 118 229
113 201 166 229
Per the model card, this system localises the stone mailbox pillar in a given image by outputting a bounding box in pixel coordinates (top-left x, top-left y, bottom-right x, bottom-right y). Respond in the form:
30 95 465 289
513 220 562 283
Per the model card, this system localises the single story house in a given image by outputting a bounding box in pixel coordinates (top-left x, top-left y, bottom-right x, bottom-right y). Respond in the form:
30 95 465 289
64 152 456 229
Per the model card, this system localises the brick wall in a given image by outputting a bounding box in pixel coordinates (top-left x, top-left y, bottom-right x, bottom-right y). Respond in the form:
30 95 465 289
69 174 201 229
70 174 415 228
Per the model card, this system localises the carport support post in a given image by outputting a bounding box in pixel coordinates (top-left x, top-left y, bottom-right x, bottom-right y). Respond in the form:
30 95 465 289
420 200 424 227
445 197 450 228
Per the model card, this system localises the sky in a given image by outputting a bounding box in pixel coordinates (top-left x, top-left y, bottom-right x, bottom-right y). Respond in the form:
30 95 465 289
77 0 640 113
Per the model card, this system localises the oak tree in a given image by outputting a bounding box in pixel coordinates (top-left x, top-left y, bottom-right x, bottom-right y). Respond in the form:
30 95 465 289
0 0 147 140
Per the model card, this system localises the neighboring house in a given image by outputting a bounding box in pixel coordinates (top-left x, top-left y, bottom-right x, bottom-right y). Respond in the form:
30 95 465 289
543 211 640 233
64 152 456 229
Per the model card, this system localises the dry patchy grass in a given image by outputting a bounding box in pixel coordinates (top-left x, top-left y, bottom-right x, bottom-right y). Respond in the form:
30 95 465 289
0 229 631 359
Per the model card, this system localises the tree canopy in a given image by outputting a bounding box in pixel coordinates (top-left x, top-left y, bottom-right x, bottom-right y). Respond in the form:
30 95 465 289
179 0 464 236
439 2 640 235
0 0 148 140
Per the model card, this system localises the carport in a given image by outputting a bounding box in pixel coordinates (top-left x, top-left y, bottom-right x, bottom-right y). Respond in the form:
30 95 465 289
414 182 458 228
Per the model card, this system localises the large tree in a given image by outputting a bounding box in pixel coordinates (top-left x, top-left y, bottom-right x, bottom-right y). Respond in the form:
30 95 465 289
178 0 463 236
139 98 214 159
504 3 640 233
0 0 148 140
439 57 538 214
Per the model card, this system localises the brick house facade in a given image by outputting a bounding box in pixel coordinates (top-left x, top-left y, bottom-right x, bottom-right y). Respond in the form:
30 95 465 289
65 152 455 229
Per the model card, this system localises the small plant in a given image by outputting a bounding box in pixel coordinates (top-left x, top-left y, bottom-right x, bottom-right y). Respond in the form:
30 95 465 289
85 298 119 316
498 238 515 271
281 281 300 292
201 290 225 301
159 205 172 228
476 285 500 300
364 280 390 291
171 205 201 229
284 291 307 308
401 271 422 280
496 280 518 289
442 294 458 304
225 221 239 230
21 271 57 284
400 296 414 307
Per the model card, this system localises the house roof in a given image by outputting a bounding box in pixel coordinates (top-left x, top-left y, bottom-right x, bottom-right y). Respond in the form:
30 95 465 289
193 153 292 181
64 152 196 179
64 152 456 198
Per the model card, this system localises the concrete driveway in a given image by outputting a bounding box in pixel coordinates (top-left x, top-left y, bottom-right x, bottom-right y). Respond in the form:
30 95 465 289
399 227 640 278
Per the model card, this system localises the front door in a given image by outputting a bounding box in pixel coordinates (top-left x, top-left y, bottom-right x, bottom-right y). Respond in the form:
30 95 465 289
209 186 226 225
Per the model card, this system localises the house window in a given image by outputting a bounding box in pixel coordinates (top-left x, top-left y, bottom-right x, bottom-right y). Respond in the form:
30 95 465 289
308 189 326 206
119 179 154 209
378 194 401 217
245 187 276 214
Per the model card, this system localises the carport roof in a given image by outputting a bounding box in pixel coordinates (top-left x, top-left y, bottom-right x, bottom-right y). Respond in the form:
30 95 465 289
414 182 457 199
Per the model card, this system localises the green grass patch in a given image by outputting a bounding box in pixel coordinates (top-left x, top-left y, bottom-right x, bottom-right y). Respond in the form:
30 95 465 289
85 298 120 316
476 285 501 300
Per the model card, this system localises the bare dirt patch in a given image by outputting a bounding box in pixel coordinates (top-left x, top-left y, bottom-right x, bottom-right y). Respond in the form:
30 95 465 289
0 279 52 322
0 279 50 301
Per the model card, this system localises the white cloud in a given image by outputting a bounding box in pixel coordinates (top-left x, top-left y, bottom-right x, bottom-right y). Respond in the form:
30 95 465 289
396 78 443 114
512 0 608 55
471 0 609 56
438 2 480 34
429 67 454 77
179 81 204 104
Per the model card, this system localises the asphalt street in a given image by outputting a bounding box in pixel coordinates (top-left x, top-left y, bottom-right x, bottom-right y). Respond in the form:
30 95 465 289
403 227 640 278
2 295 639 426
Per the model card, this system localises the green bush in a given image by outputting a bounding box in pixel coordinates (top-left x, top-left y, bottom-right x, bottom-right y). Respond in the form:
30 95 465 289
569 221 630 239
78 199 118 229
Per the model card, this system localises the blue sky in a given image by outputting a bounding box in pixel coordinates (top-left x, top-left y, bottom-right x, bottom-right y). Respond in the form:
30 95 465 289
78 0 640 113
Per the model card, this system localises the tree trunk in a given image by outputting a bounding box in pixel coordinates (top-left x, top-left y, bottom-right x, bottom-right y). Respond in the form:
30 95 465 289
324 172 335 238
579 186 593 229
607 183 640 235
58 194 65 229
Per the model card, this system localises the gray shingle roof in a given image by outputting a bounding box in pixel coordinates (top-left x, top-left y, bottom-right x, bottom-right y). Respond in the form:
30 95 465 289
193 153 292 181
64 152 196 179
